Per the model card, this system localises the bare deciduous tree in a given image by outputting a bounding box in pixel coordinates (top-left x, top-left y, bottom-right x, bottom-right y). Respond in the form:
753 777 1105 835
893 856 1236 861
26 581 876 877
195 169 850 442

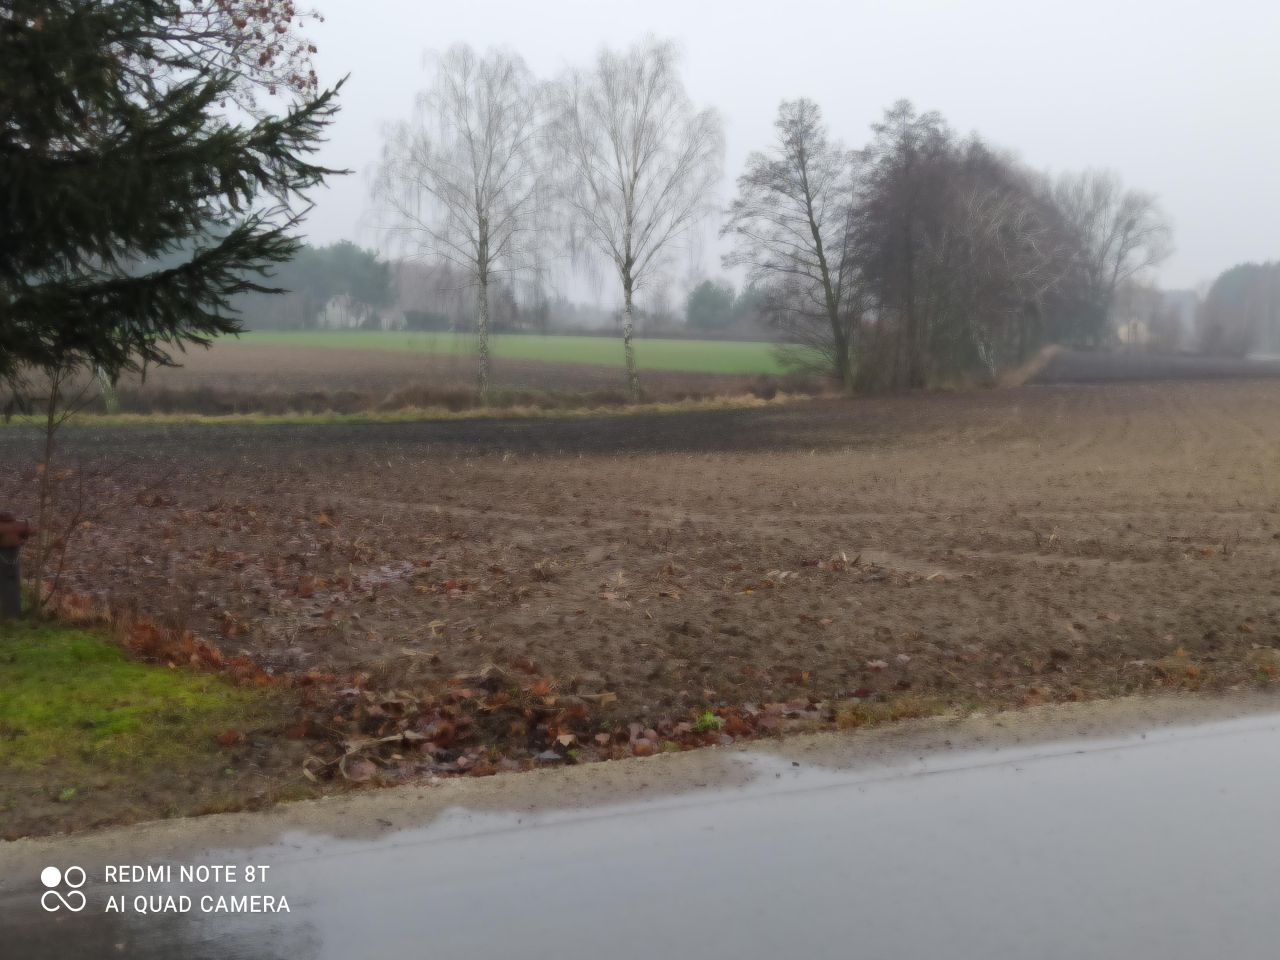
125 1 323 108
723 99 862 389
1053 170 1173 344
548 39 723 399
725 96 1176 389
375 45 542 403
915 146 1073 380
850 103 1083 387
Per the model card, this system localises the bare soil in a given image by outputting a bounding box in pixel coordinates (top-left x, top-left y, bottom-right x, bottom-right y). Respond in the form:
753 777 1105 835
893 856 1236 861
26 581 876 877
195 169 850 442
6 376 1280 833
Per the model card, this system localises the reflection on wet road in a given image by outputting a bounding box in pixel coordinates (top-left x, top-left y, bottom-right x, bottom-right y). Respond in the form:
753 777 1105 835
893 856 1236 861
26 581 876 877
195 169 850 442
6 714 1280 959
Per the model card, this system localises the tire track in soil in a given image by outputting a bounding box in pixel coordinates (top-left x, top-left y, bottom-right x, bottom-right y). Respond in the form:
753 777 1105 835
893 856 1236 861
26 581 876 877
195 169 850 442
8 379 1280 726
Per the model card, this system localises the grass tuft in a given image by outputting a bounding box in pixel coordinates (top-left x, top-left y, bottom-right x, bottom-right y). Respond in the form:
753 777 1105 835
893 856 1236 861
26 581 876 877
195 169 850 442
0 622 283 771
835 696 949 730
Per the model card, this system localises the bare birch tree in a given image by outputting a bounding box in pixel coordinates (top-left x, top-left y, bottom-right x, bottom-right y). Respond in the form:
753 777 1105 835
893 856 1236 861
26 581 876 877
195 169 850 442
723 99 862 389
375 45 541 403
1052 170 1172 344
547 39 723 400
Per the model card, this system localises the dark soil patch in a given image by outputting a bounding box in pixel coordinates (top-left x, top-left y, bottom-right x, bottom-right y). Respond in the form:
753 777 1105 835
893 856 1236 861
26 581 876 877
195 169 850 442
93 341 808 414
1033 349 1280 384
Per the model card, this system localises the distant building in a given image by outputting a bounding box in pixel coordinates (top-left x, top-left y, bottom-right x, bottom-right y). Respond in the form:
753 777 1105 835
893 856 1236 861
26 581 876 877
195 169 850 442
1160 290 1199 345
315 294 405 331
1114 284 1197 350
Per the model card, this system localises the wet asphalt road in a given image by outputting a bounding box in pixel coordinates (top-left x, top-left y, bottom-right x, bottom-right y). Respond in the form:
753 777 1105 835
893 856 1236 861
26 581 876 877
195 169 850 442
5 712 1280 959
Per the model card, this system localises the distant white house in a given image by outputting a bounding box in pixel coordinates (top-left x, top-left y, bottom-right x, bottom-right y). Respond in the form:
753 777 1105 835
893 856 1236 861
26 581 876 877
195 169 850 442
315 293 405 331
1115 285 1199 350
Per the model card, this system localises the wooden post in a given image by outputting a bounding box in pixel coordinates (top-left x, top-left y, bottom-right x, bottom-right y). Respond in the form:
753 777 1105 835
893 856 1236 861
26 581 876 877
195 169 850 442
0 513 33 619
0 546 19 619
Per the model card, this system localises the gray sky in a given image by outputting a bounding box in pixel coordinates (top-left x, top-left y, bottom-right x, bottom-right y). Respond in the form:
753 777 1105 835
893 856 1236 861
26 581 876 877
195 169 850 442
301 0 1280 294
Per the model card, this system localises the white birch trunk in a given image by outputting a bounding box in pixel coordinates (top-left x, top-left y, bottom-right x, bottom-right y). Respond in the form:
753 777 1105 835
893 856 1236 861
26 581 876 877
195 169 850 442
476 278 491 405
621 283 640 401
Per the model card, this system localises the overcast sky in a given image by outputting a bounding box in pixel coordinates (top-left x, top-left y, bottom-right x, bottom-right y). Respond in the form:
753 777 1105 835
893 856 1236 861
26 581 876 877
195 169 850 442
300 0 1280 296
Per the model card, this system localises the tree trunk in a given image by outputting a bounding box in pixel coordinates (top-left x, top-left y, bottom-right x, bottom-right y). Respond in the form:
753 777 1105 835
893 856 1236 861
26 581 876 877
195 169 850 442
622 280 640 402
0 546 20 619
30 373 59 614
476 276 491 406
902 248 923 389
95 365 119 414
829 318 854 393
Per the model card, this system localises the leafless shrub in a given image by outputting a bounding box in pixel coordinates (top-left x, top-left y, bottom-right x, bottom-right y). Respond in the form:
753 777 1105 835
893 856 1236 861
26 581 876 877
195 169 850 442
1051 169 1173 345
11 367 112 615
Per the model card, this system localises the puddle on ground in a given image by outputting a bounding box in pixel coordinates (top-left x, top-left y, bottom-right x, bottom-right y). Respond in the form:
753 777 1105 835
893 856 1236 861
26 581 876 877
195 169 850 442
8 713 1280 960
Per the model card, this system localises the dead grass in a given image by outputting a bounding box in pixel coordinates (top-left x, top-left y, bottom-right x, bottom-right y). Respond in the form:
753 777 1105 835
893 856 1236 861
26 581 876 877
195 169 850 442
997 345 1064 388
835 696 951 729
0 392 807 428
3 341 829 419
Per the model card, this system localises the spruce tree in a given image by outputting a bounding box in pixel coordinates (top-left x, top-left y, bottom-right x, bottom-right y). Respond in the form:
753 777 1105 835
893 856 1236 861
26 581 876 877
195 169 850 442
0 1 343 388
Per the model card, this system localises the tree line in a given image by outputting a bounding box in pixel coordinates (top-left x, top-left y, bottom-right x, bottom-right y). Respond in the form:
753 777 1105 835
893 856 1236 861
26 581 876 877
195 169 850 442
726 99 1175 390
376 38 1175 399
1197 262 1280 357
240 244 772 338
232 241 390 330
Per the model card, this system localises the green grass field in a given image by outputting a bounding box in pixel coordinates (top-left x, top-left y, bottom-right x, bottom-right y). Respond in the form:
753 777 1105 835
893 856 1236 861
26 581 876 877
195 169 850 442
239 330 790 375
